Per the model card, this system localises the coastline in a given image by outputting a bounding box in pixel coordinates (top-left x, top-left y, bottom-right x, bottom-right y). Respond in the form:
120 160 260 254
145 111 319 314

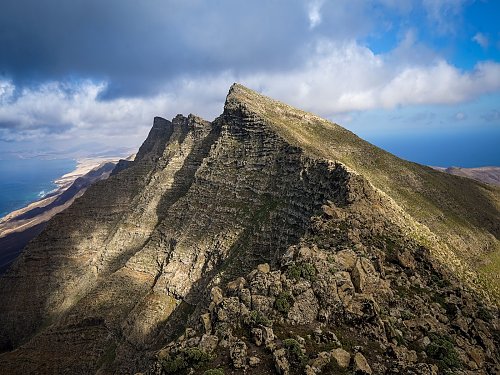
0 155 131 274
54 157 124 189
0 157 122 234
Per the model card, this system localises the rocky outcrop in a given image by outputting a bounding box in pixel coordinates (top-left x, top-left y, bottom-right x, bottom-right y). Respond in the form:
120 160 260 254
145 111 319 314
150 198 499 374
0 84 499 374
0 92 364 373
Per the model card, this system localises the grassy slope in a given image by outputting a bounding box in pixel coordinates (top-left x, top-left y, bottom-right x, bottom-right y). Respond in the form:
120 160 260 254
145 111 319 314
227 84 500 302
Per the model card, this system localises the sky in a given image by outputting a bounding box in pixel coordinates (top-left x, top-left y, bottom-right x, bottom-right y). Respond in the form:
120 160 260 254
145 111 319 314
0 0 499 166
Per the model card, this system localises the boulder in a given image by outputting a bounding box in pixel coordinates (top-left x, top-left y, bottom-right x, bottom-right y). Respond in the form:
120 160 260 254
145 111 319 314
257 263 271 273
261 325 275 345
251 273 271 295
249 356 261 367
387 344 417 364
200 313 212 334
331 348 351 368
229 339 247 369
309 351 331 372
198 334 218 353
269 276 283 297
226 277 246 295
288 289 319 325
218 297 241 322
452 315 469 334
351 258 379 294
251 294 274 314
312 273 341 318
354 352 372 374
239 288 252 307
397 249 416 270
335 271 355 306
252 327 263 346
273 348 290 375
335 249 357 271
346 294 379 322
210 286 224 305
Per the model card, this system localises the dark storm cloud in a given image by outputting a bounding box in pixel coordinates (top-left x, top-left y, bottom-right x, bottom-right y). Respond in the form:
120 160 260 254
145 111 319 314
2 0 499 152
0 119 72 133
0 0 314 97
0 120 20 130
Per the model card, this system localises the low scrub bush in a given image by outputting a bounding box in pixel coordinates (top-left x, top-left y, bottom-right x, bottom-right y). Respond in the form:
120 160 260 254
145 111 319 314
275 292 294 314
286 263 317 281
161 348 215 374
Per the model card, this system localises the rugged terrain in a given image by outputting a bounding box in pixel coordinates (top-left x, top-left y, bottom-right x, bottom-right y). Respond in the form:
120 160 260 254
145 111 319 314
0 84 498 374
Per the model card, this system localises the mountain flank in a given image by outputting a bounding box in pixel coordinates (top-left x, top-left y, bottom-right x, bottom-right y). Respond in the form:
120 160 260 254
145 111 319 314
0 84 498 374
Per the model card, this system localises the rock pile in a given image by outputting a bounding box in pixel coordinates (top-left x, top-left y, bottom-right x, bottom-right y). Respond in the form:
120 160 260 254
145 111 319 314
152 199 499 374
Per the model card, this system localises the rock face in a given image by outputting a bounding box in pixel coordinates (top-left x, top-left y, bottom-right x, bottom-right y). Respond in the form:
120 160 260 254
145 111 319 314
0 84 499 374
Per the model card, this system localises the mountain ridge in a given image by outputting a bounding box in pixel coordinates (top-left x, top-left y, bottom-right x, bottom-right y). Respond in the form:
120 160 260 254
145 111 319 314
227 83 500 301
0 84 498 374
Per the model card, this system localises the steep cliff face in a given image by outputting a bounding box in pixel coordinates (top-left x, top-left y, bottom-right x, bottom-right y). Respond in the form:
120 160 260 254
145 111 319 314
0 84 498 374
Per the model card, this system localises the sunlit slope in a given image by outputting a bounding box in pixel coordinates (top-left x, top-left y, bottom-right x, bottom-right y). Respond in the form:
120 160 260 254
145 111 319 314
228 83 500 301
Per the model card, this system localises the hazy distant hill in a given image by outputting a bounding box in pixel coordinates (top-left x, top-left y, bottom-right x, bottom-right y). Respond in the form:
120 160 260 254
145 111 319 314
434 166 500 186
0 84 498 374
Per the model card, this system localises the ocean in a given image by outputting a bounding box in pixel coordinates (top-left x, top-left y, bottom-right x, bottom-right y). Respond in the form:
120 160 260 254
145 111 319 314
0 158 76 218
366 131 500 168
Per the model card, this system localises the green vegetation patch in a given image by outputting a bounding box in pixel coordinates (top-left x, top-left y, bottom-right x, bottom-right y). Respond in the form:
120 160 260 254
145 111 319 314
425 333 461 371
275 292 294 314
286 262 317 281
245 310 272 327
161 347 216 374
283 338 307 368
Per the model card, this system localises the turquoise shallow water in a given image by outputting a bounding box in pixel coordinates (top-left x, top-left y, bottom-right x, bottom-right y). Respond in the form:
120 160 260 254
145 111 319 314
0 158 76 218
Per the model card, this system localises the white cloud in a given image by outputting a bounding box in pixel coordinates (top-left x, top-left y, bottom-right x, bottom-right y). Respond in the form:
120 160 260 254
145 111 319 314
472 32 489 48
238 41 500 115
0 76 233 145
422 0 467 34
2 39 500 148
0 81 15 103
307 0 324 29
0 81 164 143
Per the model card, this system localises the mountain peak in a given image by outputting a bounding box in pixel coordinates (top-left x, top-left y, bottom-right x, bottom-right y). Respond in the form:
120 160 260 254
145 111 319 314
225 83 321 121
0 84 498 374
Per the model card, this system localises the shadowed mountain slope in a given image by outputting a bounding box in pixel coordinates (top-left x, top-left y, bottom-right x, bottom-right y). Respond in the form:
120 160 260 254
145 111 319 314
0 84 498 374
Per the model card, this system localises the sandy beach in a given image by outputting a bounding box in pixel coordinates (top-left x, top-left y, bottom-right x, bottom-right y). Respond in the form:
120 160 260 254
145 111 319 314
0 156 124 233
0 155 135 274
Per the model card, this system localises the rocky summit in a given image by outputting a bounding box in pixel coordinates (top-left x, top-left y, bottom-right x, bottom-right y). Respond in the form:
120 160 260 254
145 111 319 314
0 84 499 374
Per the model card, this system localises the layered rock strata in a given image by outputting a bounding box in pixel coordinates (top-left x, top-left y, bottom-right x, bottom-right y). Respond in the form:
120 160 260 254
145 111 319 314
0 84 498 374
